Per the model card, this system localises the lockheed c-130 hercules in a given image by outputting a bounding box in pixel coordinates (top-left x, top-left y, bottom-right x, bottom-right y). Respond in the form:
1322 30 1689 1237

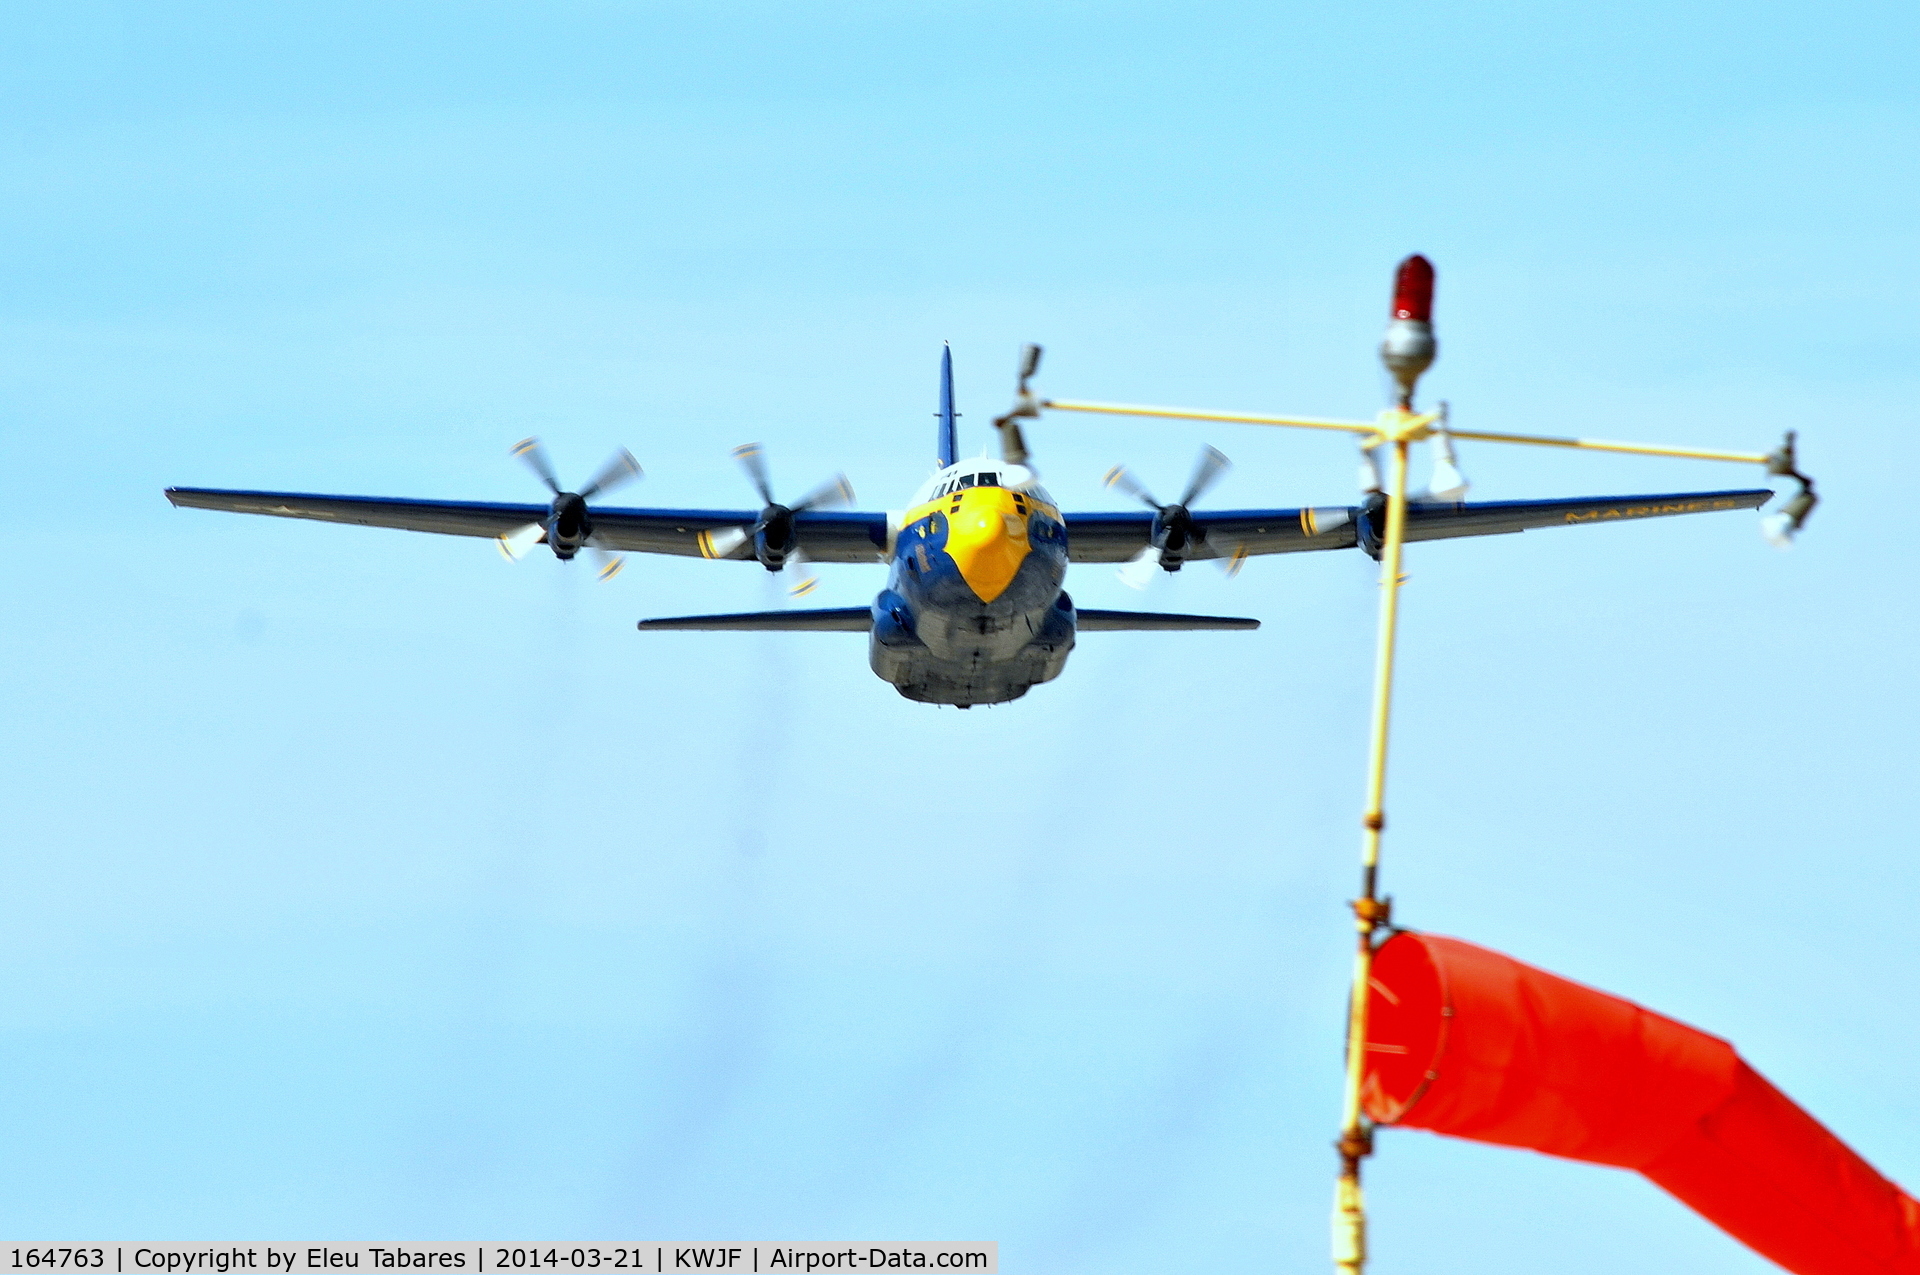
166 262 1811 707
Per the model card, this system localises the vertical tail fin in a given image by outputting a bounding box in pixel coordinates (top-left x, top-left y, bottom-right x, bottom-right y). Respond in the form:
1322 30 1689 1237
936 343 958 468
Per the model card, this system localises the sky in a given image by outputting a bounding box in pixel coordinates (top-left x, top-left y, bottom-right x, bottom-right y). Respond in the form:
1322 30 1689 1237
2 1 1917 1269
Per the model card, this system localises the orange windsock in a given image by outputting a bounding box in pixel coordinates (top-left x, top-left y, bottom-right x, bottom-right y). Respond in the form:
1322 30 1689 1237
1363 932 1920 1274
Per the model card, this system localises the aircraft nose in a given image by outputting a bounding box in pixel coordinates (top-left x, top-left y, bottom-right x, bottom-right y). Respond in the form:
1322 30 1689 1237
946 495 1030 602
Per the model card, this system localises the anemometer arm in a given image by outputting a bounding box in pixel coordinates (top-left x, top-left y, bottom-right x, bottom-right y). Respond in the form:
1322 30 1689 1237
1039 397 1798 473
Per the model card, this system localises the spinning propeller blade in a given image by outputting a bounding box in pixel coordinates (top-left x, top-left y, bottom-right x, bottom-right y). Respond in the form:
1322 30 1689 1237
1179 445 1231 508
512 438 562 494
1103 465 1161 511
701 525 752 559
497 521 546 561
784 548 819 598
592 549 624 581
732 443 776 506
791 474 856 513
579 449 643 500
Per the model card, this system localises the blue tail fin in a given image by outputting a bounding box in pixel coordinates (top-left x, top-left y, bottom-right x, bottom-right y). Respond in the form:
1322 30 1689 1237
936 344 958 468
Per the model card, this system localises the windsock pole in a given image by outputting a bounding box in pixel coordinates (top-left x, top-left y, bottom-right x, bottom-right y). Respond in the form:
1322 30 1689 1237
1332 422 1413 1271
1335 403 1431 1272
1334 255 1437 1274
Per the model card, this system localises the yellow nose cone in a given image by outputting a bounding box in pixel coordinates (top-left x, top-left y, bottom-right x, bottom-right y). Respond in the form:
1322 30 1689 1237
946 490 1030 602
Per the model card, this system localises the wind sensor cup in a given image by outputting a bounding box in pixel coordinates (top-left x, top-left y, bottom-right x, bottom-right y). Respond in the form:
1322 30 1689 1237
992 344 1044 467
1758 431 1818 547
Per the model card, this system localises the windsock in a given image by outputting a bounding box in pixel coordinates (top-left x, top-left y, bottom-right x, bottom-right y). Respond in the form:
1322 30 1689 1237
1363 932 1920 1274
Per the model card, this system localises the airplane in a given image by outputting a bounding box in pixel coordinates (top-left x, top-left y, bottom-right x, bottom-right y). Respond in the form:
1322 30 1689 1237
165 347 1776 709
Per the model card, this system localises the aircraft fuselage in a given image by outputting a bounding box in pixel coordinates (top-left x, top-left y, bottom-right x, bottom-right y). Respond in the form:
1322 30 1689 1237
870 461 1075 707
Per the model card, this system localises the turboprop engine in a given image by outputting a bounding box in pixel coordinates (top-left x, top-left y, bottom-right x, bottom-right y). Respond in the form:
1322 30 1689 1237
699 443 856 596
542 491 592 559
497 438 643 580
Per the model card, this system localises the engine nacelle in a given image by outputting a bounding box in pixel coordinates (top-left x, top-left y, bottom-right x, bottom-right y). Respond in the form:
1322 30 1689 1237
752 507 796 571
545 492 591 560
1152 506 1197 572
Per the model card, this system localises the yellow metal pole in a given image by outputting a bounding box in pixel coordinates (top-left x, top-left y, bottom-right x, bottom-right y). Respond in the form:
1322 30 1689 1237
1041 398 1381 437
1442 428 1769 465
1332 428 1412 1275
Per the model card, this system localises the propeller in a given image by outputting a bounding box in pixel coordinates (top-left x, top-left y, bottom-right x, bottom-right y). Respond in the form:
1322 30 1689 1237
497 438 643 580
1103 445 1234 589
703 443 855 596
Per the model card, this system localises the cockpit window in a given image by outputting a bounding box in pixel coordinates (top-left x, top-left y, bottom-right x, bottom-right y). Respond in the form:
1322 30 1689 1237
923 470 1014 503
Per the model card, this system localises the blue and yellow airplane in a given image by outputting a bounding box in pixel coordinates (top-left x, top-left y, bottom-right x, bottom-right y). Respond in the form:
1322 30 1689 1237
166 347 1770 707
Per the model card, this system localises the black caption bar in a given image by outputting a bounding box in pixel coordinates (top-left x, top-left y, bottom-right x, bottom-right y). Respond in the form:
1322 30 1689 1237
1 1247 996 1275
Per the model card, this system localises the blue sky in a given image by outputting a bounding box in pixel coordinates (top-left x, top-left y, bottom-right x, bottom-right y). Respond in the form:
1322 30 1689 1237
2 2 1916 1269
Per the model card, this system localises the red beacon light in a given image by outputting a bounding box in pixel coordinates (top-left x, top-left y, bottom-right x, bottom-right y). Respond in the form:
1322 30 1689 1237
1391 254 1435 322
1381 254 1437 406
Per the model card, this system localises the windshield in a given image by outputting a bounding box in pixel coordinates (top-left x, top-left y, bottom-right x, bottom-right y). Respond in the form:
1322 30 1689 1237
928 469 1009 499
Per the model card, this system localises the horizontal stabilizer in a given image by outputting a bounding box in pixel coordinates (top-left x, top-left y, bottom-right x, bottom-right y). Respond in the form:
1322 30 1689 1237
1076 609 1259 631
637 608 871 632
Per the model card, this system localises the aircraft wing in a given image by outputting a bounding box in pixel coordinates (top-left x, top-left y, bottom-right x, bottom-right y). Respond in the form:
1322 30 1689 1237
634 608 1257 632
1063 489 1773 562
1063 508 1361 562
163 489 892 563
1399 489 1773 542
